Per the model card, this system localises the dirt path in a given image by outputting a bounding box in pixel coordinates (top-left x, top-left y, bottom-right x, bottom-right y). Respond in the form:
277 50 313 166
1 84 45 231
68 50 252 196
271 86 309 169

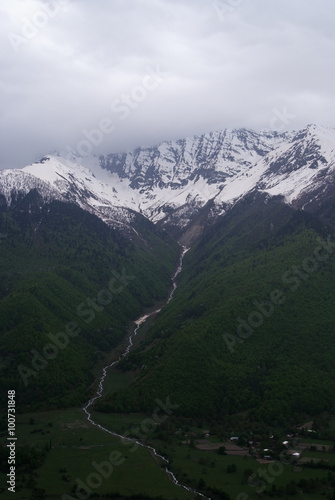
195 440 249 455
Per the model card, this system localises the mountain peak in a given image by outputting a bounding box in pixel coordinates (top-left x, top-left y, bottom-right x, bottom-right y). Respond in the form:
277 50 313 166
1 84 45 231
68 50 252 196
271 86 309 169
1 126 335 236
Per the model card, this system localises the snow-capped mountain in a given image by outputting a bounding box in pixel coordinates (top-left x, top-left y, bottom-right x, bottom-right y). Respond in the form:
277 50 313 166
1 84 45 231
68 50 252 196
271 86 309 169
1 124 335 238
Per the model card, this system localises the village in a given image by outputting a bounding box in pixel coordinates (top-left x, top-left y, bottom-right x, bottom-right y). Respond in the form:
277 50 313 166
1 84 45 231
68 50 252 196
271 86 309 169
180 420 335 469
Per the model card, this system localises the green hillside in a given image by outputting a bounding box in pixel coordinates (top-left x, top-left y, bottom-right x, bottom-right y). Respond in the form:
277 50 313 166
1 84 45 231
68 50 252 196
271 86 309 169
0 190 179 409
2 190 335 499
98 193 335 426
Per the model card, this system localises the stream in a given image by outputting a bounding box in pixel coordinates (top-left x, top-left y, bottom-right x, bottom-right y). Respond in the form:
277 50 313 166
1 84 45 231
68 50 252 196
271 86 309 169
83 246 211 499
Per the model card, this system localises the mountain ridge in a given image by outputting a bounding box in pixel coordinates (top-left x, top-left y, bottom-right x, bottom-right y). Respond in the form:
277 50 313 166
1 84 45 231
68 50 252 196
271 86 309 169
1 124 335 238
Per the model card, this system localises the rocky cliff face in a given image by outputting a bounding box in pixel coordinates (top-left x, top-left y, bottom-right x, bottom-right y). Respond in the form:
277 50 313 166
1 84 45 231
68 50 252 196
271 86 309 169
1 124 335 239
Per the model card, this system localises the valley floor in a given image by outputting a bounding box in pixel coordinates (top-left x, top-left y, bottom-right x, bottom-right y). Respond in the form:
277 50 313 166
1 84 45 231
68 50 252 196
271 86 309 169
1 406 335 500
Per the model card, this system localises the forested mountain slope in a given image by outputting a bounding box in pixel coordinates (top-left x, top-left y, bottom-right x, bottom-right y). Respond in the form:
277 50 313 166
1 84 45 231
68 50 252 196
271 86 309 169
98 193 335 426
0 190 179 409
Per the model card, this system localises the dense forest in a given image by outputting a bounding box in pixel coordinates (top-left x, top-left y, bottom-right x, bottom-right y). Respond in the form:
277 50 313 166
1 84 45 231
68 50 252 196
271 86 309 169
97 193 335 426
0 190 180 409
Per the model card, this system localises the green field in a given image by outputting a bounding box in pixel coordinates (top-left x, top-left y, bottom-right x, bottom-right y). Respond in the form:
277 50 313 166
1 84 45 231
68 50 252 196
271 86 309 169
0 408 191 500
2 406 335 499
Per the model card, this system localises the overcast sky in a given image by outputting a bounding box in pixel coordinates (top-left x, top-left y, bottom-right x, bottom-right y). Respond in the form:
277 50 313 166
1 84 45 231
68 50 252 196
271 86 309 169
1 0 335 169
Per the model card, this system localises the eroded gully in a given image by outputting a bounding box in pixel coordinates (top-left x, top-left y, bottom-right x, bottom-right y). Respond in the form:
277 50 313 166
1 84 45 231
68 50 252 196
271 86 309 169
82 247 211 500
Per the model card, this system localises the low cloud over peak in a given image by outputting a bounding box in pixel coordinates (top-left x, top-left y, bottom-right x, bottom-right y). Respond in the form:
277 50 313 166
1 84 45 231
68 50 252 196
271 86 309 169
1 0 335 169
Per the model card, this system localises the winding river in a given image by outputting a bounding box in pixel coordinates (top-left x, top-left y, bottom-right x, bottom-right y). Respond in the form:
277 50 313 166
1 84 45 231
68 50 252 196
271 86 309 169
82 246 211 500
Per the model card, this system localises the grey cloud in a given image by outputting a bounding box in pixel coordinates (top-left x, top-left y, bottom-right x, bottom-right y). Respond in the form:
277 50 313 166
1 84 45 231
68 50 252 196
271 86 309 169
1 0 335 168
